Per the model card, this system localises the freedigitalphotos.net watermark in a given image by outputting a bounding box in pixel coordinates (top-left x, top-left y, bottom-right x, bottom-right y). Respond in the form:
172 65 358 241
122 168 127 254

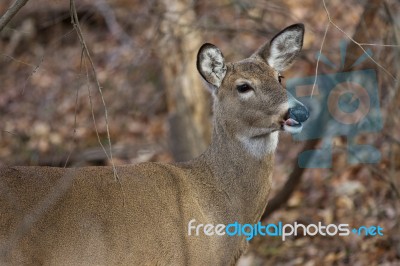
286 41 383 168
188 219 384 241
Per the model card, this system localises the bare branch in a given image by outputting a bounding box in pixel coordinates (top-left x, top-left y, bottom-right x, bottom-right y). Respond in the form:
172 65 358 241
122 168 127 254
2 130 16 136
0 0 29 33
1 54 35 67
357 43 400 47
322 0 397 81
69 0 126 204
70 0 113 167
311 22 330 97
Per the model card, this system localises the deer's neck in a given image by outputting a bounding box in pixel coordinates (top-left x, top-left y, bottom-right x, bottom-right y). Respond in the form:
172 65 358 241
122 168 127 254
194 122 276 224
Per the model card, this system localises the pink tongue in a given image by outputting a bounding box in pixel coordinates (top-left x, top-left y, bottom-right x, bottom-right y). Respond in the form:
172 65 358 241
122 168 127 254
285 118 299 126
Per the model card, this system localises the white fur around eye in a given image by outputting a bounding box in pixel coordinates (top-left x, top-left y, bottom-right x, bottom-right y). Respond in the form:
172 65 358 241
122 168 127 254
238 90 255 100
235 79 255 100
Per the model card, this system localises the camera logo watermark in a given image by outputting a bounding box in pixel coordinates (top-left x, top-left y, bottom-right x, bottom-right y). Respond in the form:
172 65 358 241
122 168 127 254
188 219 384 241
286 41 382 168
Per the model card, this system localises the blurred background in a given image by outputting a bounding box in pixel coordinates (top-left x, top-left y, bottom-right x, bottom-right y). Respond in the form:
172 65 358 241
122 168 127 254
0 0 399 265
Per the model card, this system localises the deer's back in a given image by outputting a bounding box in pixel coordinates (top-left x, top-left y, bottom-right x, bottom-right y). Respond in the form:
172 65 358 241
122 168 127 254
0 164 229 265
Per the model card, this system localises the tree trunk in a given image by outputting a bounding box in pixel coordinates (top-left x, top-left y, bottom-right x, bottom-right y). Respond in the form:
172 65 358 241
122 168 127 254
157 0 211 161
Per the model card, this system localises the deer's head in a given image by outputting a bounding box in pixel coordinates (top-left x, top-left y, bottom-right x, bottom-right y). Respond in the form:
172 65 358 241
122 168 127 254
197 24 309 157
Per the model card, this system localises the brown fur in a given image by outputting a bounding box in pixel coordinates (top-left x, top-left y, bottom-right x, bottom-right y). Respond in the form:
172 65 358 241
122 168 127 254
0 24 304 265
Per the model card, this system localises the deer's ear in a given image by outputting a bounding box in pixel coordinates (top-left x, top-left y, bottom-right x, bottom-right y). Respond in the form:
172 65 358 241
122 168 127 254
255 24 304 72
197 43 227 89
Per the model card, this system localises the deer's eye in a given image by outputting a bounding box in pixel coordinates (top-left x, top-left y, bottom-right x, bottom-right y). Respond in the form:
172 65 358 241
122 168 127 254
278 74 284 84
236 84 253 93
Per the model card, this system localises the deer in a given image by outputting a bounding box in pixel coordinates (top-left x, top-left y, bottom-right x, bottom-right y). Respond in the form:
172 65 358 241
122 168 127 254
0 24 308 265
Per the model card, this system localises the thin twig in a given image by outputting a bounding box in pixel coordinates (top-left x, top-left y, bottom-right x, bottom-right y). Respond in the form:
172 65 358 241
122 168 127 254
70 1 113 167
0 0 29 33
2 130 17 136
322 0 397 81
1 54 36 67
69 0 126 205
311 22 330 97
64 54 84 168
358 43 400 47
83 56 110 161
21 55 44 94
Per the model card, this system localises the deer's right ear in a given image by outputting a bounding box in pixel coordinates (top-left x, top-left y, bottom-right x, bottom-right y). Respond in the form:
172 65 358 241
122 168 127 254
197 43 227 90
254 24 304 72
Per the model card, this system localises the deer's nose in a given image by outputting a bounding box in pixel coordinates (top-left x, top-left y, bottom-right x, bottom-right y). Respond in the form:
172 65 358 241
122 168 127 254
288 104 309 123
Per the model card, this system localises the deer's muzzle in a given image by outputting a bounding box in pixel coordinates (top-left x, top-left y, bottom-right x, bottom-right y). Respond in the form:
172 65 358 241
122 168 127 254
282 92 309 134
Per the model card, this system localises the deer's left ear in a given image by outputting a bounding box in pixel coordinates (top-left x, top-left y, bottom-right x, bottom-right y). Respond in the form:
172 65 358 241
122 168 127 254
254 24 304 72
197 43 227 89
